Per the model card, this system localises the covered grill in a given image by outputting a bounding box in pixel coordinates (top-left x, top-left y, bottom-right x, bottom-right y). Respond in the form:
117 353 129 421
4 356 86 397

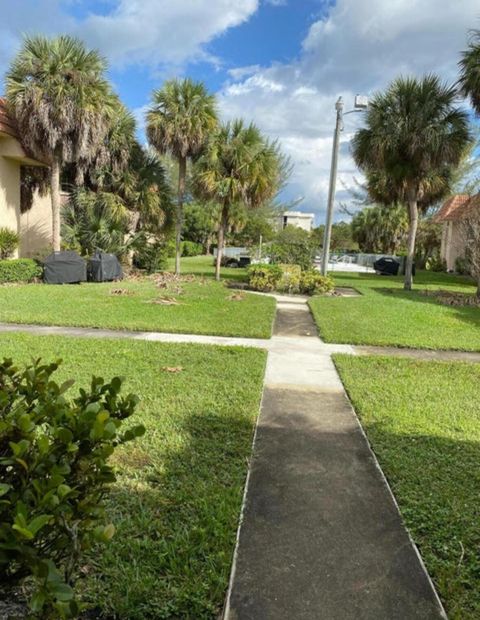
43 251 87 284
87 251 123 282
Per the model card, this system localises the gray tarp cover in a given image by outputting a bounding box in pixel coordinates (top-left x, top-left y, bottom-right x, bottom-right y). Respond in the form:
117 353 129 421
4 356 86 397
87 251 123 282
43 251 87 284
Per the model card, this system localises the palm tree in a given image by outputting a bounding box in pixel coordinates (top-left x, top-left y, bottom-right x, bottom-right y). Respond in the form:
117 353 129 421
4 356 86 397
459 29 480 113
352 75 471 289
6 35 113 251
194 120 287 280
146 79 218 274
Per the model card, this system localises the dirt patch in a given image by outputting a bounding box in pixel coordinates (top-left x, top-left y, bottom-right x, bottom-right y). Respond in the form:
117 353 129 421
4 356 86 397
110 288 134 296
420 289 480 307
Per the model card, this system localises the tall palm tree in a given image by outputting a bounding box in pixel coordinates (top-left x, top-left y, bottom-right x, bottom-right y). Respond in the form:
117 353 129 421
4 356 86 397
459 29 480 113
146 78 218 274
194 120 287 280
352 75 471 289
6 35 113 251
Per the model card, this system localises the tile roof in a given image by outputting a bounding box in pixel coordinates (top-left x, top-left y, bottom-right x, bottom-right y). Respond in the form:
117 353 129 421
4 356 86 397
433 194 476 222
0 97 18 138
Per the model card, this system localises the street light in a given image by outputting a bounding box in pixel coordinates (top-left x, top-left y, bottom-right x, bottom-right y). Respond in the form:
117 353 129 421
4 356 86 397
320 94 368 276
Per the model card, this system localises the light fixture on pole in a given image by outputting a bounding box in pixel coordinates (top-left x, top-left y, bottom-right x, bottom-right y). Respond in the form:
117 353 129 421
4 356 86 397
320 94 368 276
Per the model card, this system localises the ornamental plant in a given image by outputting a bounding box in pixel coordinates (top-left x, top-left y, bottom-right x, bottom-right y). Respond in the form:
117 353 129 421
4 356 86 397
247 263 282 292
0 227 20 259
299 271 334 295
0 358 144 618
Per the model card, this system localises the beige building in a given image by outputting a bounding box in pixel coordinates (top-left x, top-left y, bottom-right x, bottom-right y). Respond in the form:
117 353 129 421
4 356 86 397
434 194 479 271
0 98 52 258
276 210 315 232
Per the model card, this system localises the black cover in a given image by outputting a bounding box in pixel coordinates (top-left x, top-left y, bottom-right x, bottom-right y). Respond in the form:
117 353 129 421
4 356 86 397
373 256 416 276
43 251 87 284
87 251 123 282
373 256 400 275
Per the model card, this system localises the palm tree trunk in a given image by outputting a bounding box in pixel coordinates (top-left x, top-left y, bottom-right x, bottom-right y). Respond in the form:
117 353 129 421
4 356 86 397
215 207 228 281
50 157 62 252
404 193 419 291
176 156 187 275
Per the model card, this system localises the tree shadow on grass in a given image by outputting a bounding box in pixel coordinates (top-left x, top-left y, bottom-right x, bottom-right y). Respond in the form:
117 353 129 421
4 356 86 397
374 287 480 331
80 411 255 620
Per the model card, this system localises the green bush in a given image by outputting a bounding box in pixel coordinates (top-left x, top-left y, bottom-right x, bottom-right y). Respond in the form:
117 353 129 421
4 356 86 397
0 358 143 618
277 264 301 294
269 225 315 270
425 255 446 272
0 258 42 283
455 255 471 275
247 263 282 292
0 228 20 259
181 240 203 257
133 241 169 273
300 270 334 295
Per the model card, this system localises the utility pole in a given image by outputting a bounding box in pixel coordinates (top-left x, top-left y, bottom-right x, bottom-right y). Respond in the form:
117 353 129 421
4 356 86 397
321 96 344 276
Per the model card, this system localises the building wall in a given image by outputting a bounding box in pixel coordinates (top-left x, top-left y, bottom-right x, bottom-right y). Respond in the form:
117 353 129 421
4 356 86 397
0 152 21 256
19 190 52 258
276 214 314 232
0 134 52 258
440 221 466 271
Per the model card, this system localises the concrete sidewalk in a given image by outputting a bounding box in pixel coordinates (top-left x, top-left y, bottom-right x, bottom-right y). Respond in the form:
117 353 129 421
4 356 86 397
224 302 447 619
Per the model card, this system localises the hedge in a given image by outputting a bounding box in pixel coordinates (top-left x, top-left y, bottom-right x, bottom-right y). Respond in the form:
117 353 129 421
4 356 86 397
0 259 42 284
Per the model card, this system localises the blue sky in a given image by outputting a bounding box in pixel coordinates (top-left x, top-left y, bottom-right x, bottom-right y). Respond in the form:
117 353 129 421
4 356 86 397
1 0 479 223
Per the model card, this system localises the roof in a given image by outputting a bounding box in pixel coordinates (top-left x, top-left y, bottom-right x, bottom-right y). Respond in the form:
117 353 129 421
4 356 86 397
0 98 18 138
433 194 476 223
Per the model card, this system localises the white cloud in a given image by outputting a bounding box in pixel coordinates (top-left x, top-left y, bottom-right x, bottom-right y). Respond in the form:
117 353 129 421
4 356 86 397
0 0 260 75
219 0 480 223
79 0 259 67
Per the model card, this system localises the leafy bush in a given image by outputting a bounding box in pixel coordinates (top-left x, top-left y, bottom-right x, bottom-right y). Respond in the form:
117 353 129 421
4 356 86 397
269 225 315 270
0 258 42 283
181 240 203 257
455 255 471 276
425 255 446 272
247 263 282 292
0 358 143 618
299 270 334 295
133 240 169 273
277 264 301 294
0 228 20 259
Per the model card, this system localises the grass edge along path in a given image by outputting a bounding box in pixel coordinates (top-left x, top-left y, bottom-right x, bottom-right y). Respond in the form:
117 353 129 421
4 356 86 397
0 277 276 339
334 353 480 620
309 271 480 351
0 332 268 619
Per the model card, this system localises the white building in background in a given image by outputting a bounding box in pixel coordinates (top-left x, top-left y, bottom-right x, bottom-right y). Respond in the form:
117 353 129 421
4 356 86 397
276 211 314 232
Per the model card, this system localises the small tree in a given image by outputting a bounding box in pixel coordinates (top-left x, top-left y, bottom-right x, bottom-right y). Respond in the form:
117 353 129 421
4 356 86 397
146 79 218 274
6 35 113 251
194 120 287 280
352 75 471 289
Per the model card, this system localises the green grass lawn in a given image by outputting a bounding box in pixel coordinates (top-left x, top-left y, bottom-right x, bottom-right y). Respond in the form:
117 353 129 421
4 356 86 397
0 275 275 339
309 270 480 350
334 354 480 620
167 255 248 281
0 333 267 619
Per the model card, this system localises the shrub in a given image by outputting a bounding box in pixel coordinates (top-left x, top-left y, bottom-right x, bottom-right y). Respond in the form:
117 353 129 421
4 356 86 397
133 241 169 273
0 228 20 259
247 263 282 292
269 225 315 270
0 258 42 283
425 255 446 272
277 264 301 294
181 241 203 257
455 255 471 276
0 358 143 618
300 270 334 295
